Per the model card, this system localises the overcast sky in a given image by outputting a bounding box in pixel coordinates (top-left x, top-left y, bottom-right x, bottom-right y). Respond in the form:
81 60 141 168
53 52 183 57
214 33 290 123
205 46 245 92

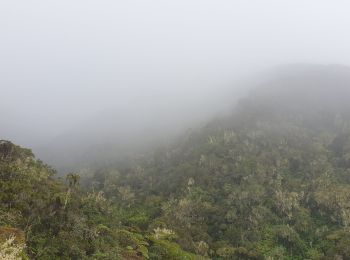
1 0 350 147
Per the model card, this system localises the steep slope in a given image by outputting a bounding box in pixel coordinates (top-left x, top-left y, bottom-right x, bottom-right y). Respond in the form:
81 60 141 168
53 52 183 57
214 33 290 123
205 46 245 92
3 64 350 259
86 65 350 259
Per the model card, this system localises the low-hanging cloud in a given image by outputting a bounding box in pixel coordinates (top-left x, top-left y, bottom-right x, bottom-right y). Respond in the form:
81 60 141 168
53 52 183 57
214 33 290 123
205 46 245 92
1 0 350 168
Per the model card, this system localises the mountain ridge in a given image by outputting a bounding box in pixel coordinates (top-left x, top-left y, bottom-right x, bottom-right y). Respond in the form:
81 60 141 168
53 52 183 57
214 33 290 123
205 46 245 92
3 65 350 259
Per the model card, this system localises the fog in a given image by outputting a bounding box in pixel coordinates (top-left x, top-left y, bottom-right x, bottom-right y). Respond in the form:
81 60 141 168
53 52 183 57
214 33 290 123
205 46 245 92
1 0 350 170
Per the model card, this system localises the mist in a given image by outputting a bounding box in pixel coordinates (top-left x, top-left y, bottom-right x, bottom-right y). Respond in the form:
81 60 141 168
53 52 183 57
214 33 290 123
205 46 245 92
1 0 350 170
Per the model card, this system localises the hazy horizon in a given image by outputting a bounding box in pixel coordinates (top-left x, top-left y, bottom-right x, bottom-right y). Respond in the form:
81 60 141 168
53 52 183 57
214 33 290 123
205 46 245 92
2 0 350 163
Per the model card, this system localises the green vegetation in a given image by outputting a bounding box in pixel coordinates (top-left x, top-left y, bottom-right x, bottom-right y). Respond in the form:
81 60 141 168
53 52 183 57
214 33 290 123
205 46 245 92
3 70 350 259
0 141 196 259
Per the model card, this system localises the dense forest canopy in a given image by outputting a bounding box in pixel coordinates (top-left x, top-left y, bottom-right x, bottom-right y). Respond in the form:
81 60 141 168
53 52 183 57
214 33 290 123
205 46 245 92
3 65 350 259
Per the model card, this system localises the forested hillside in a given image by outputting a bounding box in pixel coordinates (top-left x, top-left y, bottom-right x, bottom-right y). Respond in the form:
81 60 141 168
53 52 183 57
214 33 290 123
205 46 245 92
84 66 350 259
0 141 201 259
3 66 350 259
